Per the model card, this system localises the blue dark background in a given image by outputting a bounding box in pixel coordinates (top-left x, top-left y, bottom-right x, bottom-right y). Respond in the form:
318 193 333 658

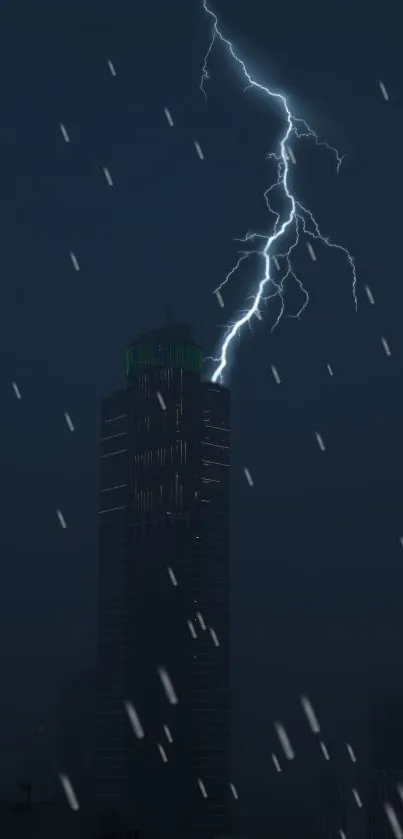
0 0 402 834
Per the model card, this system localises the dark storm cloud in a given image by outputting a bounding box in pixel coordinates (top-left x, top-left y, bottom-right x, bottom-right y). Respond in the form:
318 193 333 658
9 0 401 48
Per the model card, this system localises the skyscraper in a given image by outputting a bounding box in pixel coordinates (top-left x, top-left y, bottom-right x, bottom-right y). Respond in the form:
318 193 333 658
95 322 231 839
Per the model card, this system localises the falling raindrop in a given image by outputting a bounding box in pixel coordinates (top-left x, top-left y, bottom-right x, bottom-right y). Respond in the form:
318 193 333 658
57 509 67 529
385 802 403 838
64 412 74 432
59 773 79 811
167 566 178 586
157 743 168 763
300 695 320 734
274 722 295 760
365 285 375 305
381 337 391 357
157 667 178 705
12 381 21 399
230 782 239 800
379 80 389 101
187 619 197 639
60 123 70 143
124 701 145 739
196 611 206 630
164 107 174 127
163 724 173 744
197 778 208 798
194 141 204 160
69 252 80 271
156 391 166 411
103 166 113 186
306 242 317 262
320 741 330 760
209 627 220 647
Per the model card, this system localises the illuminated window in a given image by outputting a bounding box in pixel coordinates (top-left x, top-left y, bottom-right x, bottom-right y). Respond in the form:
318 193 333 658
126 341 203 378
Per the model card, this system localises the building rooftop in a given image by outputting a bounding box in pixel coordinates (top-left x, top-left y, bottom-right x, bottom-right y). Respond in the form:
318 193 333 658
133 322 194 345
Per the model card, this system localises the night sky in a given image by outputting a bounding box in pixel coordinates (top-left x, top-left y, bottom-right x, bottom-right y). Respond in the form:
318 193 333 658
1 0 402 834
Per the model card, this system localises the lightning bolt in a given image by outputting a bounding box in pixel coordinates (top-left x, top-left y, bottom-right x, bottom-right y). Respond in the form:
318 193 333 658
200 0 358 384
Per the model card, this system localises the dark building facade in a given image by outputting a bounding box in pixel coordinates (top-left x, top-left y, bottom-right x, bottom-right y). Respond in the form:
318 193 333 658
95 324 231 839
320 771 347 839
367 703 403 839
57 670 95 808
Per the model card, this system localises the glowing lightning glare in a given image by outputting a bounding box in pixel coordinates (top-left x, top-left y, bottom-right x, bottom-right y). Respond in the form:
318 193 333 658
201 1 358 384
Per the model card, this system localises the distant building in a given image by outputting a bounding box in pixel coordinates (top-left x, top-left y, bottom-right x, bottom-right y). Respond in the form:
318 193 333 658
57 670 95 807
367 771 402 839
320 767 347 839
0 801 142 838
0 802 88 839
371 702 403 772
95 322 231 839
367 703 403 839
